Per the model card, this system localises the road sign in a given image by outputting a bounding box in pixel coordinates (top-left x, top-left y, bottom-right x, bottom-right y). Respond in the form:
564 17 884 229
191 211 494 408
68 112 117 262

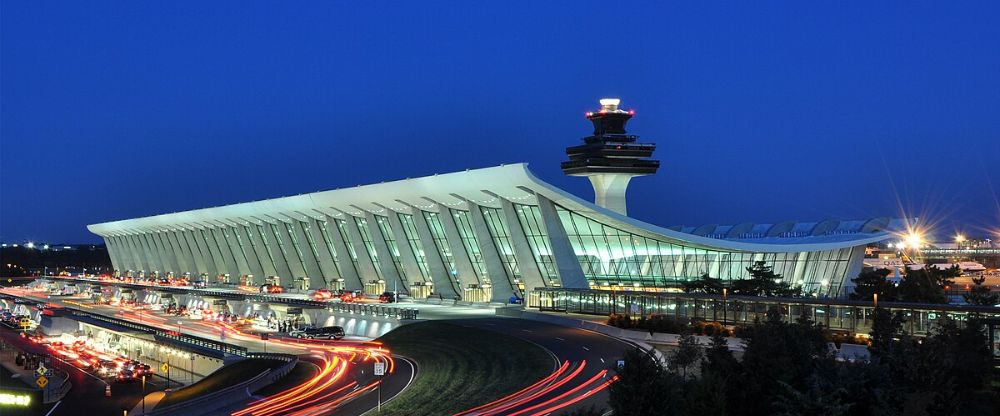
374 362 386 376
616 359 625 370
161 363 169 373
35 364 48 378
36 375 49 389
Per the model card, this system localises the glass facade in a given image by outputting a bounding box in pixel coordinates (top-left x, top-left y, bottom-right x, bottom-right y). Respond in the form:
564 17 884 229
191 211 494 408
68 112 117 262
283 222 309 276
397 213 433 281
422 212 456 274
315 220 344 277
354 217 385 280
513 204 558 284
335 219 362 274
450 209 487 283
375 215 411 285
101 201 869 298
556 206 857 294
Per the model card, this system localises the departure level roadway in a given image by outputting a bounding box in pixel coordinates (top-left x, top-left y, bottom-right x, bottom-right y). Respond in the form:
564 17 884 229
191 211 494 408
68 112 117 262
1 287 414 416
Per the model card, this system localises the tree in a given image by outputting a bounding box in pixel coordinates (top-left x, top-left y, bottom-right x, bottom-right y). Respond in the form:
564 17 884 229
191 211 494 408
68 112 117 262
670 331 703 379
849 268 898 302
868 307 906 358
731 261 801 297
963 275 999 306
682 273 725 294
609 347 680 415
897 265 958 304
773 376 851 416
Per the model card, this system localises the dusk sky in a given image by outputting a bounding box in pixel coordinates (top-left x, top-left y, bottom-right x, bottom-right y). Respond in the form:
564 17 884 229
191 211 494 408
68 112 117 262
2 1 998 244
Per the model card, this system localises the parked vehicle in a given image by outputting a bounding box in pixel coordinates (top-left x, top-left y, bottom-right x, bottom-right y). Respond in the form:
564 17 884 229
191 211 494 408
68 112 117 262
291 326 345 340
260 284 285 294
378 292 397 303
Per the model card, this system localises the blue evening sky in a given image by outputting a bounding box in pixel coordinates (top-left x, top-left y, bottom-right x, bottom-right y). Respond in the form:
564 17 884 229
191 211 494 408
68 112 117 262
2 1 998 243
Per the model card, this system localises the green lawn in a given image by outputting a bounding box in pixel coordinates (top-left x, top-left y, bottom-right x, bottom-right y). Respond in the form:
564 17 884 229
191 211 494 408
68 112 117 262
155 358 284 408
377 321 553 416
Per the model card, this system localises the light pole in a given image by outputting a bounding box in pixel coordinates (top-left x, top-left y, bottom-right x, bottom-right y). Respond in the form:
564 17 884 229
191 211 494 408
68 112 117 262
141 375 146 415
722 287 728 325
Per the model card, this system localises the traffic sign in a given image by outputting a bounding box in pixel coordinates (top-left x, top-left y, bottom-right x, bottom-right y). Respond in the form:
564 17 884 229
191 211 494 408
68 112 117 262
36 375 49 389
374 362 386 376
161 363 169 373
35 364 48 378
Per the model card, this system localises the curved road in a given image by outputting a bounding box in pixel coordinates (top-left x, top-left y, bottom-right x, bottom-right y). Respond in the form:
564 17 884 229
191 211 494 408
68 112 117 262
452 317 633 415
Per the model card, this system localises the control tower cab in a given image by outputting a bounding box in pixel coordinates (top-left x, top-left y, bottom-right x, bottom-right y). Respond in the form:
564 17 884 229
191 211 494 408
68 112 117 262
561 98 660 215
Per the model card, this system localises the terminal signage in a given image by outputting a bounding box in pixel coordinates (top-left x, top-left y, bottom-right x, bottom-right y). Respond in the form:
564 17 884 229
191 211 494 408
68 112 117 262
286 308 303 315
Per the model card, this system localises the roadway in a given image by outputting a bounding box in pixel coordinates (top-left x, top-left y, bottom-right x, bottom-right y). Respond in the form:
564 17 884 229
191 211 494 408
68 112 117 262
1 286 415 416
451 317 633 415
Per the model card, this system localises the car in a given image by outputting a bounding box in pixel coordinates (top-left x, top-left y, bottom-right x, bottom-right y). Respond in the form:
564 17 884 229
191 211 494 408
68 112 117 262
378 292 397 303
97 360 119 377
193 280 207 288
291 326 345 340
116 369 138 382
259 284 285 294
311 289 334 300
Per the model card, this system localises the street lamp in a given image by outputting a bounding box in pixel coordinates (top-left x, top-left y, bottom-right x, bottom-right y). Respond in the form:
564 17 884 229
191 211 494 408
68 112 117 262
722 288 728 325
141 375 146 415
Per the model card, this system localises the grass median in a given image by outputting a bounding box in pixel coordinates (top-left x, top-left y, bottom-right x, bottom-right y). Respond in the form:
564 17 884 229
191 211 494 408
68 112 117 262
378 320 553 416
155 358 284 408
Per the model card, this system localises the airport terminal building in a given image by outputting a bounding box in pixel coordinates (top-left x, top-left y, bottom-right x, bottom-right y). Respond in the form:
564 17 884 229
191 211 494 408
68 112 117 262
88 100 893 301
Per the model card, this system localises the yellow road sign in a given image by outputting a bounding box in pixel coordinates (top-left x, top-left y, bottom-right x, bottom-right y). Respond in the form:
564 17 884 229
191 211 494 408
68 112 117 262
36 375 49 389
161 362 169 373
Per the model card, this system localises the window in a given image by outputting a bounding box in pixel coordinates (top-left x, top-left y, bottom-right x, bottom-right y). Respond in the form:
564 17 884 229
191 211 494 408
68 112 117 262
375 215 410 285
451 209 487 282
354 217 385 280
398 213 432 281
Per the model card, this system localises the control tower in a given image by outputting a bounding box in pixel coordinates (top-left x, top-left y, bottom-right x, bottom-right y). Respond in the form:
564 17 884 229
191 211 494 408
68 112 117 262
561 98 660 215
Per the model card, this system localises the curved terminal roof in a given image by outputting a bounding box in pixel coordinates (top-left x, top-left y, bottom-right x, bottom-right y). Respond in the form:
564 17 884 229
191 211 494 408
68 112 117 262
88 164 891 253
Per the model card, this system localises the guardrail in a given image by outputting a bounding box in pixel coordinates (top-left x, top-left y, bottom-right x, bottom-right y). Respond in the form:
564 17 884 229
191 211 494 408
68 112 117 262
42 276 421 319
147 354 297 416
67 309 249 357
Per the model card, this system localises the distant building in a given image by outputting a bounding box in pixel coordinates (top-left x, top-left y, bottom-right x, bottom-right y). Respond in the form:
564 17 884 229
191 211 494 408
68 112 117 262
88 99 894 300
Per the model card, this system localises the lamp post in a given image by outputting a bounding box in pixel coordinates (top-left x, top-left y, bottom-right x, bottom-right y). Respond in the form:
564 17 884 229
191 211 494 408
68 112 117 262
722 287 728 325
141 375 146 415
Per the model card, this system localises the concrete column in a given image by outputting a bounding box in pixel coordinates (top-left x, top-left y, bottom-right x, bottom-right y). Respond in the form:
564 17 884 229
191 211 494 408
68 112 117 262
384 211 425 285
195 228 227 279
151 232 180 275
137 234 166 274
466 202 517 302
364 212 406 293
190 228 219 278
275 221 309 280
436 209 480 289
207 227 242 279
304 217 341 285
173 230 199 276
221 226 259 279
536 195 588 289
586 174 635 216
116 235 138 272
243 224 279 278
410 211 460 298
322 215 363 290
131 234 156 274
500 199 546 292
258 221 297 282
124 235 149 273
288 220 324 288
342 215 381 285
180 229 210 276
105 236 128 272
164 231 193 275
